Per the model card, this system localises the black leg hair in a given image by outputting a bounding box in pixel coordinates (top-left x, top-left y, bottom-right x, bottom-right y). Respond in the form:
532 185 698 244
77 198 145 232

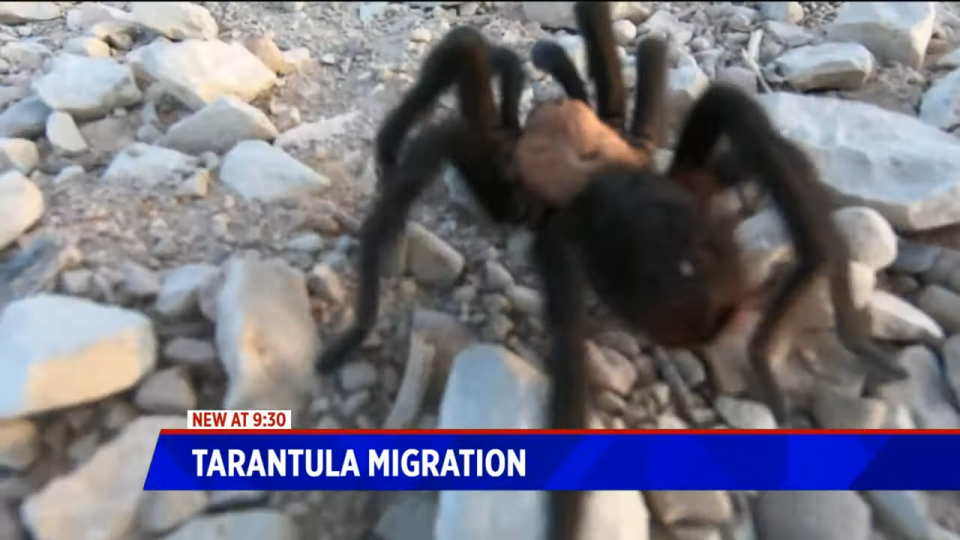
667 84 908 420
374 26 512 175
531 40 589 103
491 45 526 131
316 123 478 374
627 35 669 150
574 2 626 130
531 215 588 540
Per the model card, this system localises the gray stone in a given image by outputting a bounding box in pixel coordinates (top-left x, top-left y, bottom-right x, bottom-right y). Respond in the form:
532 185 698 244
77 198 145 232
129 2 218 41
0 2 61 24
759 92 960 231
920 67 960 130
825 2 935 68
216 254 319 410
0 96 51 138
219 140 329 202
775 42 875 91
160 510 298 540
102 143 198 187
33 54 142 120
127 39 276 111
755 491 870 540
0 294 156 419
160 96 278 155
435 344 650 540
21 416 186 540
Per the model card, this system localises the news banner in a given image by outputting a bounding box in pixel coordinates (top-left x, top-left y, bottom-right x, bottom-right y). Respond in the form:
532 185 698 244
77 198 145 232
142 409 960 491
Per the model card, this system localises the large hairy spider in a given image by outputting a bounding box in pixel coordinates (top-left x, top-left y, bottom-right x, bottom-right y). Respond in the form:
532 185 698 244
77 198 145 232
315 3 909 540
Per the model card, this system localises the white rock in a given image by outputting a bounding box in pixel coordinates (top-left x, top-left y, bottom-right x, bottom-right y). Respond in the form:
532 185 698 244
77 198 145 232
775 42 875 91
46 112 88 156
825 2 935 69
755 491 871 540
760 2 804 23
1 40 51 70
130 2 219 41
162 510 298 540
155 263 220 318
0 170 42 251
641 11 694 46
216 254 319 410
21 416 185 540
0 294 156 419
832 206 897 270
102 143 198 186
868 290 943 343
759 92 960 231
65 3 130 31
522 2 575 29
273 110 360 152
436 344 650 540
160 96 278 155
219 140 328 202
62 36 111 58
0 2 61 24
920 67 960 131
405 223 465 287
33 54 142 120
0 138 38 174
612 19 637 46
0 96 51 138
128 39 277 111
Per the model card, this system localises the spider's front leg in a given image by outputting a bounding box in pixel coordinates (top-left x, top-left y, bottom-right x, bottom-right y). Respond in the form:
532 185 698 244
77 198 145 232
531 214 589 540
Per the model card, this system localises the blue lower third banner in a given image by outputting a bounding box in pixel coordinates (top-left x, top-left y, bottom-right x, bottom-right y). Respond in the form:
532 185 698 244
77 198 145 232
143 430 960 491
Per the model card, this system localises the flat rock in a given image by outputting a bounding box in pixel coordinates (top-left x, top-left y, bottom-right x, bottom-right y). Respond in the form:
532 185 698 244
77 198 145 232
0 2 61 24
219 140 328 202
102 143 198 187
65 3 130 31
128 39 277 111
0 170 43 251
33 54 142 120
0 96 51 138
160 96 278 155
21 416 185 540
755 491 871 540
825 2 936 68
435 344 650 540
129 2 218 41
775 42 875 91
759 92 960 231
216 254 319 410
161 510 298 540
0 294 156 419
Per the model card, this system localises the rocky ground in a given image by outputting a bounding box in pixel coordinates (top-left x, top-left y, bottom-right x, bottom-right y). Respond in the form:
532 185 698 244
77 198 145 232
3 1 960 539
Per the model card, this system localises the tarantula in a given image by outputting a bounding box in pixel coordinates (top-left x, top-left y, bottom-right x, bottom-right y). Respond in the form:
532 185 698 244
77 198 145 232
316 3 908 539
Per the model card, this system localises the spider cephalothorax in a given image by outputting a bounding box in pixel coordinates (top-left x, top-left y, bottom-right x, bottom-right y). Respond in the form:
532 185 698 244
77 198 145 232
315 5 908 540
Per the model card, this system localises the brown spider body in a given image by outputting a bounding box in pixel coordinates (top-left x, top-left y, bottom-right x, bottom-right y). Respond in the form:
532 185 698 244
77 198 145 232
314 5 909 540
